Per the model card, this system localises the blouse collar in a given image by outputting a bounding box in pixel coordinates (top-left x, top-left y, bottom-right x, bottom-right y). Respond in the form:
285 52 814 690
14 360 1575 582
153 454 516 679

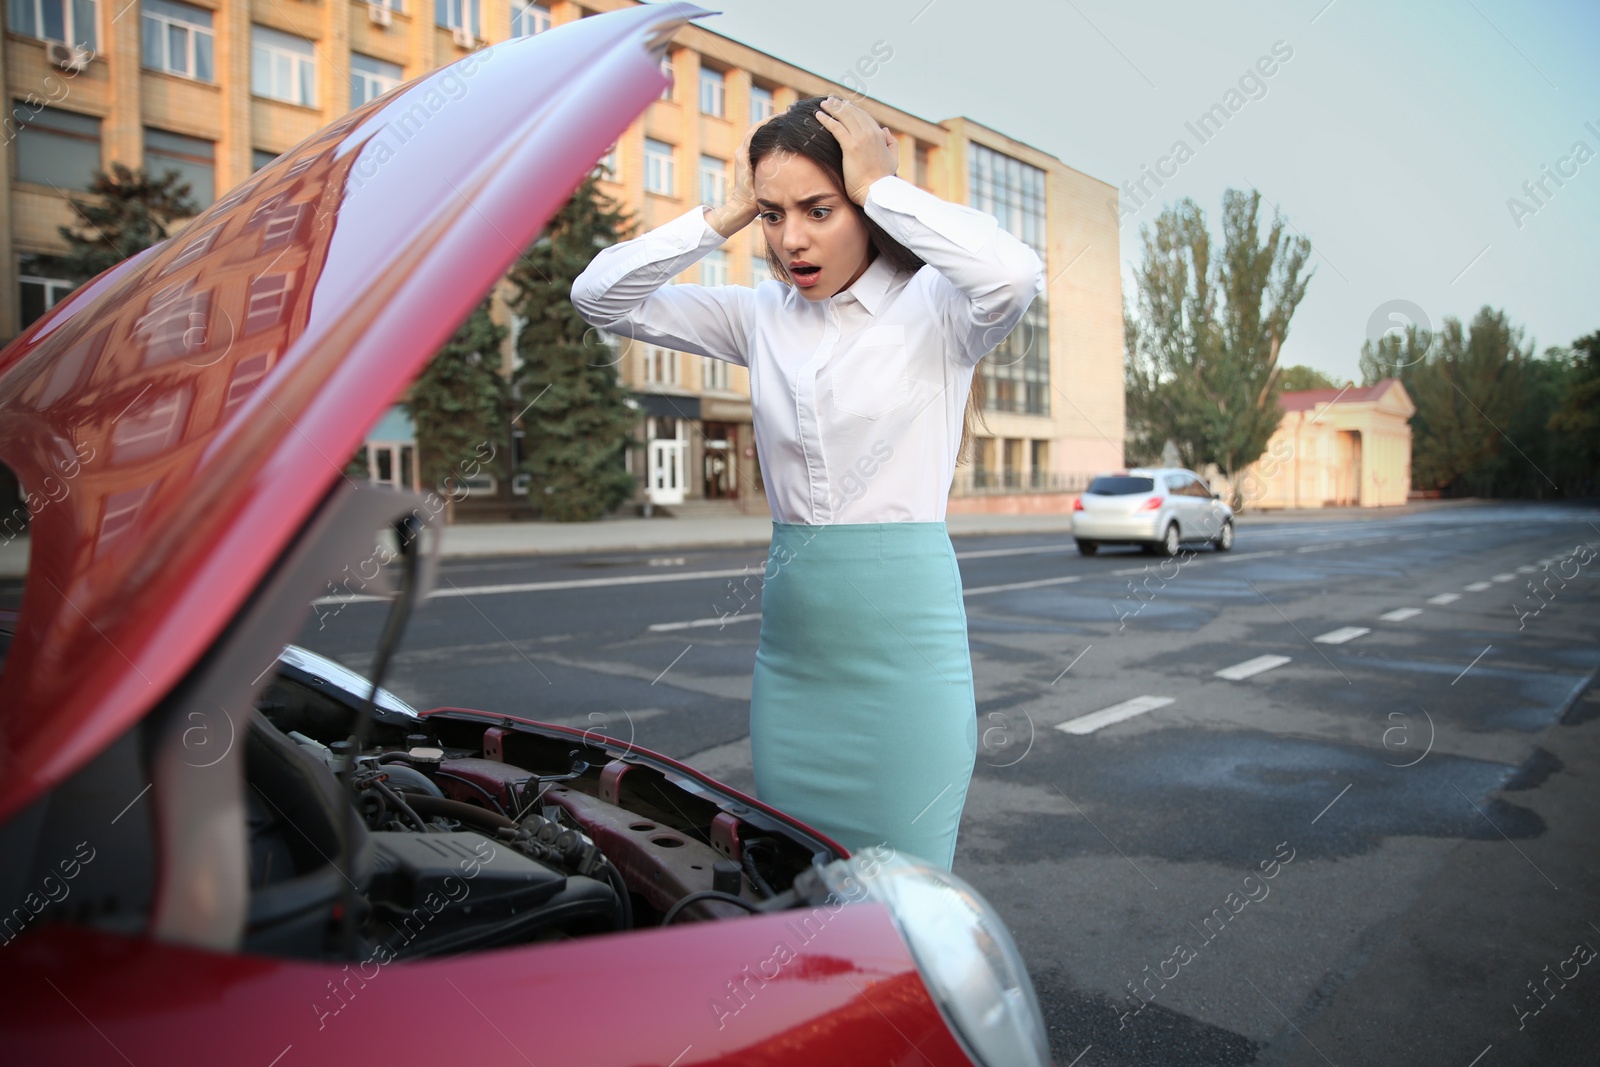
834 252 900 317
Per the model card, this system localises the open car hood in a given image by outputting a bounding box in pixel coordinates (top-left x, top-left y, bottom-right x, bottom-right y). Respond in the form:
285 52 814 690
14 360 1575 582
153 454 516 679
0 3 707 823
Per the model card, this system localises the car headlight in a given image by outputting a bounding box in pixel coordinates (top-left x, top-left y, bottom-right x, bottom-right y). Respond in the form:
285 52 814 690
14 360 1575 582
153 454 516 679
815 850 1051 1067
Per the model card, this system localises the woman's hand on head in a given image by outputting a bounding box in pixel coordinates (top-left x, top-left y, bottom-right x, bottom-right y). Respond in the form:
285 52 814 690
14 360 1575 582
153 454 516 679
706 115 774 239
815 96 898 206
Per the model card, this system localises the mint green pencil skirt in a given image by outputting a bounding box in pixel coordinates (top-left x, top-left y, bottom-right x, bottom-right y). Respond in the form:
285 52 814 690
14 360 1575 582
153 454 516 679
750 521 978 871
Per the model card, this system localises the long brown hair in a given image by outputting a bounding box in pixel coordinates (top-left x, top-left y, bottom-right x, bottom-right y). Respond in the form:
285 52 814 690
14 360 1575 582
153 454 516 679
749 95 987 464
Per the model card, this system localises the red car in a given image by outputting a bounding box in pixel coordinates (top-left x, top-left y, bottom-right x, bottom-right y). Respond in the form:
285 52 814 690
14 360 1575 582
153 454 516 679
0 5 1051 1065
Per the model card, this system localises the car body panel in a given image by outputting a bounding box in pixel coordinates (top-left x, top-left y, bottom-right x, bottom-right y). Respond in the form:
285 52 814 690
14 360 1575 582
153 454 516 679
1070 514 1165 541
0 906 976 1066
0 4 702 823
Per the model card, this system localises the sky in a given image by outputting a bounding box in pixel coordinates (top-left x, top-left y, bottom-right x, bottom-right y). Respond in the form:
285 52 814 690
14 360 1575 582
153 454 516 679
676 0 1600 384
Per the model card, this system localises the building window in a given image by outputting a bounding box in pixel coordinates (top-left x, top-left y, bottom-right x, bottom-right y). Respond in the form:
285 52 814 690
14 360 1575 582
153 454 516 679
144 127 215 206
659 53 674 101
224 353 272 414
510 1 550 36
141 0 213 81
350 52 403 108
699 67 725 117
112 387 190 462
642 345 678 387
596 141 618 179
245 272 295 334
169 224 218 270
750 252 770 285
749 84 774 124
703 356 730 392
252 148 279 172
969 143 1049 416
1030 439 1050 488
259 203 305 251
915 143 930 188
701 249 728 287
968 142 1048 258
699 154 725 207
18 255 75 329
435 0 481 35
982 297 1050 416
10 103 101 191
7 0 97 50
251 25 317 107
644 138 674 196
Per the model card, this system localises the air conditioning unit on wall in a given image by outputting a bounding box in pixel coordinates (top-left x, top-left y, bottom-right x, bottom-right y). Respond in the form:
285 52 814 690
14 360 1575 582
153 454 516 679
46 41 90 73
368 3 391 27
452 25 474 49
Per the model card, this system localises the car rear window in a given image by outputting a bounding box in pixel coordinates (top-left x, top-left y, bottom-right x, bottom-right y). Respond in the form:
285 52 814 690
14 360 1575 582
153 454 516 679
1087 476 1155 496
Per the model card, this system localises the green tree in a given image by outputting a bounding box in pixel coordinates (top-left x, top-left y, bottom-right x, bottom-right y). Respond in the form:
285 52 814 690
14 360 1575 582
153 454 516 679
406 298 508 510
1547 331 1600 496
1403 308 1533 494
1124 189 1314 506
1362 312 1591 498
57 163 199 283
1279 365 1342 391
507 172 637 521
1358 323 1434 389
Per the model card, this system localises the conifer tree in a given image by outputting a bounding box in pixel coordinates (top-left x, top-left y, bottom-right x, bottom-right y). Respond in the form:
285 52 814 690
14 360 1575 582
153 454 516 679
57 164 198 282
406 298 508 507
507 172 638 521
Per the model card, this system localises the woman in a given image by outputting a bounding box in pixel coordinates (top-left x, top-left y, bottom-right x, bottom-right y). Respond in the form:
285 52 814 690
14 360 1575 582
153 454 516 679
572 95 1043 870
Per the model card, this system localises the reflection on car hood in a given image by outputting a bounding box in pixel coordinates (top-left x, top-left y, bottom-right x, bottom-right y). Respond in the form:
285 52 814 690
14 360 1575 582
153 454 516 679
275 644 418 720
0 3 705 823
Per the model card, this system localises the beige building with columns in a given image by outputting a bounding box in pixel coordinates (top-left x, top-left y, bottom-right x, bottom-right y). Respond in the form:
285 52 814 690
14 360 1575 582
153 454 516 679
1235 379 1415 509
1 0 1125 514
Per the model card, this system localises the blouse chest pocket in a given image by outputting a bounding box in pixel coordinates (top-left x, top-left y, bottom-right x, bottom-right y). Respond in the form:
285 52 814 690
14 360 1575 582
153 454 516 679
833 324 910 420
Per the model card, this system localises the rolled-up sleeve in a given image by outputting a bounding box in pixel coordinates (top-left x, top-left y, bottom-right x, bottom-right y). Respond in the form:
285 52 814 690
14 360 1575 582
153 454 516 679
862 175 1045 367
570 206 753 367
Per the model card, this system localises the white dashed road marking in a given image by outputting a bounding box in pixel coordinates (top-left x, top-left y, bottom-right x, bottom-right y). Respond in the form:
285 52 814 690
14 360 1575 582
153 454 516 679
1464 582 1493 592
649 614 761 632
1215 654 1293 681
1426 593 1461 605
1380 607 1424 622
1492 573 1516 582
1314 626 1370 644
1515 566 1537 574
964 575 1083 596
1056 696 1175 735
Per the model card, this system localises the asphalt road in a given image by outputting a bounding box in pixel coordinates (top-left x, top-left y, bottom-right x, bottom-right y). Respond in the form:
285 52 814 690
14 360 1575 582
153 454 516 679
295 502 1600 1067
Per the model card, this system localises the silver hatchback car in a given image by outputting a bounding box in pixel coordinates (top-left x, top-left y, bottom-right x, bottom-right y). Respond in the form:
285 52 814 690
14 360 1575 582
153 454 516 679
1072 468 1235 556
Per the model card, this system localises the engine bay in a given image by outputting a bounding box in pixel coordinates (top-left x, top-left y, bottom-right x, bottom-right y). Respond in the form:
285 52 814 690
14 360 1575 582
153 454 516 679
245 666 836 961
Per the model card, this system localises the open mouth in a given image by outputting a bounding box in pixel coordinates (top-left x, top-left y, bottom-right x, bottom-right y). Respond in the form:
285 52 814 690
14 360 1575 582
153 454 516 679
790 264 822 287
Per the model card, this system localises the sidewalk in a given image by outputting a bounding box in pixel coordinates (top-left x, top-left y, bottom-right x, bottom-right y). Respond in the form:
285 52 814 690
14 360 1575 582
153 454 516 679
429 497 1497 558
437 511 1081 559
0 498 1496 577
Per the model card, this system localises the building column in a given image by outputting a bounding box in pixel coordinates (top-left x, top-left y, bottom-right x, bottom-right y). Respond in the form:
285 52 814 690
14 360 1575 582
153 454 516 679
106 0 145 167
218 0 253 191
321 0 351 125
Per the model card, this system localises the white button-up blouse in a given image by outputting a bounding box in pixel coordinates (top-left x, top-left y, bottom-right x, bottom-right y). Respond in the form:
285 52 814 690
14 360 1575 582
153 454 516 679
570 175 1045 525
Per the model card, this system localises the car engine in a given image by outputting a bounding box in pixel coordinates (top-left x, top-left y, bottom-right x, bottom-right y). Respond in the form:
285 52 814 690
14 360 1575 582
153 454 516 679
243 662 829 962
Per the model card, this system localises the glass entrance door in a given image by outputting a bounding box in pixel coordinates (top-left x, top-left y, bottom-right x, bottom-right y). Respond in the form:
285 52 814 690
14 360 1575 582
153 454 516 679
646 417 687 505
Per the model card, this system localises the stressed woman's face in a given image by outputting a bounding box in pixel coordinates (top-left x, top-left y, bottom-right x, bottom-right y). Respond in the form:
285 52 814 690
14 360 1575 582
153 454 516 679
752 152 873 302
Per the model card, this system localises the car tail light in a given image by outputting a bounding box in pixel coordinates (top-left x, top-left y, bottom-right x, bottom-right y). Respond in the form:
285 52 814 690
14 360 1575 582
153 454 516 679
1138 496 1164 511
1072 497 1084 511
